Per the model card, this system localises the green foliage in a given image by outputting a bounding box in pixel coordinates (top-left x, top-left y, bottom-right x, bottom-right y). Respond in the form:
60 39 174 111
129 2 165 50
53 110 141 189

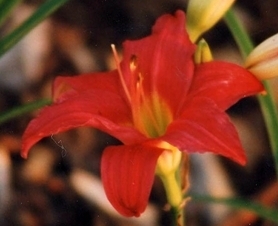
0 99 52 125
190 194 278 223
0 0 69 57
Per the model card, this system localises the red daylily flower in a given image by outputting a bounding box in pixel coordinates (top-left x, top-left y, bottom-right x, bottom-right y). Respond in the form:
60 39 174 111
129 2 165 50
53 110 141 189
21 10 264 217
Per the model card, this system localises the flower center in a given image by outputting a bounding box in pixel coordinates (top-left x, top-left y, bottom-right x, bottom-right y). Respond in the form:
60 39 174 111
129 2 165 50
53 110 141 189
128 55 173 138
111 45 173 138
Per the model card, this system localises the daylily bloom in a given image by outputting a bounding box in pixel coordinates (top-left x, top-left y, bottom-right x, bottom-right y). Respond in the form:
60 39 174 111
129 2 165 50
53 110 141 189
245 33 278 80
21 10 264 217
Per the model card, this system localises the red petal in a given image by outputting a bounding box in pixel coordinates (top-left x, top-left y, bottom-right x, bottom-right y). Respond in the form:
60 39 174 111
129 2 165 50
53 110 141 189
121 10 195 114
21 90 146 158
162 97 246 165
187 61 264 111
101 144 163 217
52 70 125 103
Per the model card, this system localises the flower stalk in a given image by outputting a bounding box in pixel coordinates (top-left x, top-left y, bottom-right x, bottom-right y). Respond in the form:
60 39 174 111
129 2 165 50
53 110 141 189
161 171 184 226
225 8 278 178
155 144 184 225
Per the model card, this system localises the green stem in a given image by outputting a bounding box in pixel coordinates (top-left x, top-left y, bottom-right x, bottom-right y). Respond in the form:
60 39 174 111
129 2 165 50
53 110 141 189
224 9 278 178
0 99 51 125
160 171 184 226
0 0 69 58
224 10 253 58
257 86 278 178
0 0 22 26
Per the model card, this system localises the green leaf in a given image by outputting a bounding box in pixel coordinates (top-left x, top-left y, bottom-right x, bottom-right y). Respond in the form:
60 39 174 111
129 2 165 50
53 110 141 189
189 194 278 223
0 99 52 125
0 0 69 57
0 0 22 26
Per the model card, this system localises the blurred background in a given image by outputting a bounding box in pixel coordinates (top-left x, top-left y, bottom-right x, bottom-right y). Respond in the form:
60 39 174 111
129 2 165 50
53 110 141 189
0 0 278 225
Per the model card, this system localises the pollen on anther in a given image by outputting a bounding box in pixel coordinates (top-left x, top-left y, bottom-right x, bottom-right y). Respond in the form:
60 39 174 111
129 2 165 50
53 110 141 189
130 54 138 72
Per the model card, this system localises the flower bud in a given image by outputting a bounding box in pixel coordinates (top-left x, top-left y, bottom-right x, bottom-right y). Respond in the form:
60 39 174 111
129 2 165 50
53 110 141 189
194 39 213 64
245 33 278 80
155 141 182 176
186 0 235 42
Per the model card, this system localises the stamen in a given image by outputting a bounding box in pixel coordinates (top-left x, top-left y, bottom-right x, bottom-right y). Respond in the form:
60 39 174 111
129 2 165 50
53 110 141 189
112 49 168 137
111 44 131 102
135 73 164 136
130 55 137 72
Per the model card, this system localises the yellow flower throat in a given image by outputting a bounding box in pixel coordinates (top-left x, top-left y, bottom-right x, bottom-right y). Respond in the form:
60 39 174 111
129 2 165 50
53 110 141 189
112 44 173 138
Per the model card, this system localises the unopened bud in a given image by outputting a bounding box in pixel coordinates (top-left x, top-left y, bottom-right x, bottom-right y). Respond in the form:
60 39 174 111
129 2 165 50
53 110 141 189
245 33 278 80
194 39 213 64
186 0 235 42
